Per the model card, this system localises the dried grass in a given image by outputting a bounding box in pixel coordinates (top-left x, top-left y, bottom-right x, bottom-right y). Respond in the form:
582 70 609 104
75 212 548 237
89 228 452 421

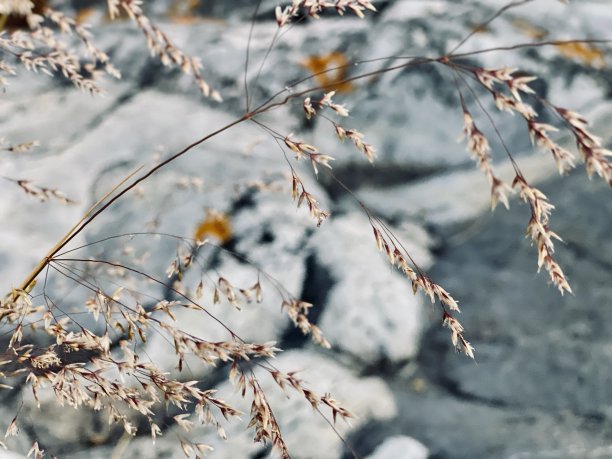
0 0 610 457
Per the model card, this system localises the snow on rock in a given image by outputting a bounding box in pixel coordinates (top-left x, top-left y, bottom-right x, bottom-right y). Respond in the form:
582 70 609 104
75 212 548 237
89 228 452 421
367 435 429 459
309 212 431 363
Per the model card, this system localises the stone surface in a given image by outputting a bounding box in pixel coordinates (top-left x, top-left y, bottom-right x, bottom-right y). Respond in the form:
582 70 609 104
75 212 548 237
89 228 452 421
19 393 114 457
356 152 557 229
424 172 612 415
366 435 428 459
309 212 431 364
0 451 27 459
347 381 612 459
62 350 397 459
346 172 612 459
199 350 398 459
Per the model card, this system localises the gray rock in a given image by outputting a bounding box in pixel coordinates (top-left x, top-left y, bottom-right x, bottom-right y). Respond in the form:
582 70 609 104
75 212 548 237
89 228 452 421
349 381 612 459
310 212 431 364
196 349 397 459
0 451 27 459
356 153 558 228
0 400 33 457
366 435 428 459
425 171 612 415
509 445 612 459
344 170 612 459
20 392 113 456
62 349 397 459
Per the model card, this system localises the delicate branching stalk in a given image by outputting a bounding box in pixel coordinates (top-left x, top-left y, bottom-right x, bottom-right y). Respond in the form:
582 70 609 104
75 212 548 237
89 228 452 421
275 0 377 27
4 177 77 204
0 138 39 153
116 0 220 100
1 1 611 457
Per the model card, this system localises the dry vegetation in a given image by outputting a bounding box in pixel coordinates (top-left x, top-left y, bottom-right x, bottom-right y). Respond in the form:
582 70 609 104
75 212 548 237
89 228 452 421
0 0 610 457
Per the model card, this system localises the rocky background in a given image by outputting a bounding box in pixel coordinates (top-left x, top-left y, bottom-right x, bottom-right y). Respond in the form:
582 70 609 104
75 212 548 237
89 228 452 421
1 0 612 458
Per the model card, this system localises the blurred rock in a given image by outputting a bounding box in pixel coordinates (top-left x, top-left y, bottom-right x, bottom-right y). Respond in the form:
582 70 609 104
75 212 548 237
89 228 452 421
310 213 431 364
0 451 28 459
366 435 429 459
20 393 113 456
195 349 398 459
356 153 558 229
426 171 612 415
63 350 397 459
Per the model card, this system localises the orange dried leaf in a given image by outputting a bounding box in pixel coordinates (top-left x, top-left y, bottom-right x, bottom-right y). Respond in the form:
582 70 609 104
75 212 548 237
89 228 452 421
469 24 490 34
167 0 201 22
75 7 96 24
194 211 232 243
555 42 605 68
301 51 354 93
